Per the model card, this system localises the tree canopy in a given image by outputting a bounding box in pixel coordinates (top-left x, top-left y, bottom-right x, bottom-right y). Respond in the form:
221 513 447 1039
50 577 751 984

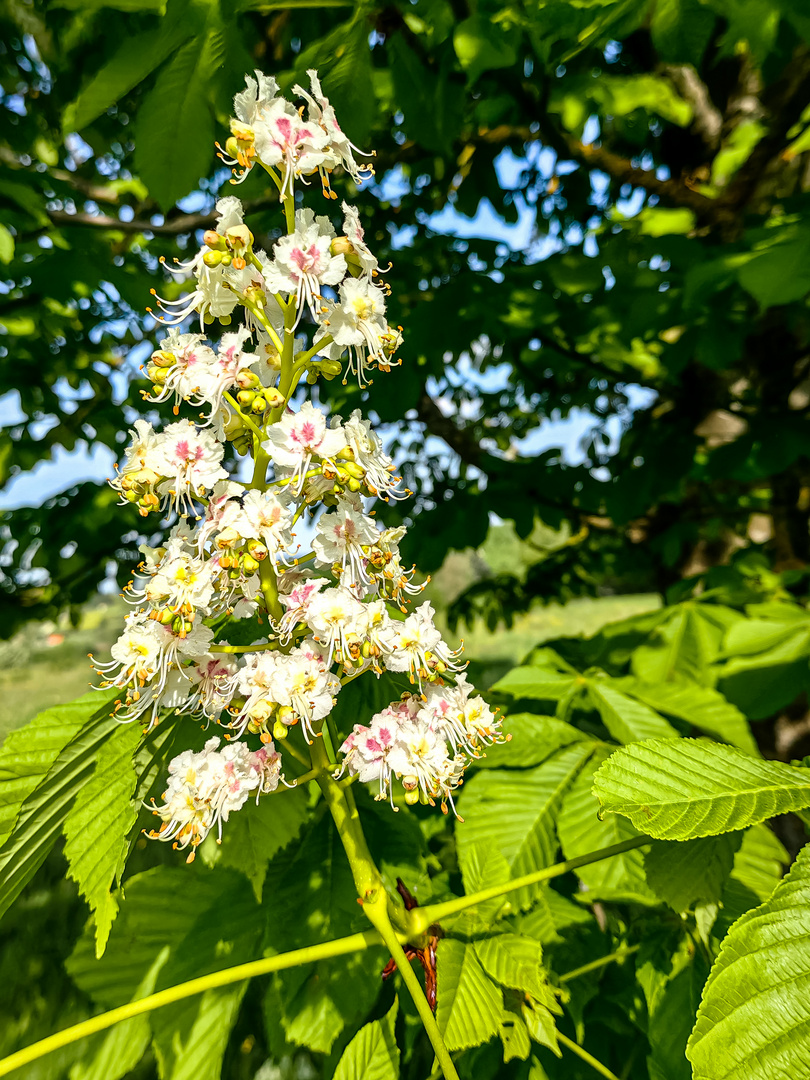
2 0 810 633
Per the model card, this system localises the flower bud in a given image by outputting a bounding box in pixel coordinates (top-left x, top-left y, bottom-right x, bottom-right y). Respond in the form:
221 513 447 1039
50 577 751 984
247 540 268 561
225 136 241 160
307 371 319 385
277 705 295 727
235 370 261 390
272 718 289 740
343 461 365 480
241 553 261 573
347 478 362 493
150 349 176 368
265 388 285 409
203 230 225 250
331 236 355 256
320 358 344 377
251 396 267 414
223 411 246 439
404 788 420 805
234 435 251 456
202 249 224 268
237 390 255 408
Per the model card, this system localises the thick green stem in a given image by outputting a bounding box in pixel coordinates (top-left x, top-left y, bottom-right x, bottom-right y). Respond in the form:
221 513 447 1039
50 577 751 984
363 893 460 1080
312 738 382 898
410 836 651 934
0 931 384 1079
557 1032 622 1080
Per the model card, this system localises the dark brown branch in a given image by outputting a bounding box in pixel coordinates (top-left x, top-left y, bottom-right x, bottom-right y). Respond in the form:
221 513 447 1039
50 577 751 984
46 195 282 235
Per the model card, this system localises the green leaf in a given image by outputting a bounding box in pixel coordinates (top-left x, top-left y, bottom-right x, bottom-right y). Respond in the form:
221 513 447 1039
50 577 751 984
69 866 263 1080
63 721 142 957
134 36 215 209
64 0 196 131
264 815 384 1054
0 694 119 922
297 20 376 148
687 843 810 1080
587 680 679 744
211 786 309 901
453 15 517 83
458 842 511 929
491 665 578 701
716 623 810 719
69 951 166 1080
593 738 810 840
558 748 655 903
474 934 549 1001
476 713 588 770
651 0 715 65
0 688 115 848
333 1000 399 1080
0 224 14 265
457 742 595 909
623 678 757 754
644 834 741 912
737 224 810 309
718 823 788 927
436 938 504 1052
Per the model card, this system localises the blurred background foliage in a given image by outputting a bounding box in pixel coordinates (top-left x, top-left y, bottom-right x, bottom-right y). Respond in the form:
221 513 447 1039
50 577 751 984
3 1 810 1079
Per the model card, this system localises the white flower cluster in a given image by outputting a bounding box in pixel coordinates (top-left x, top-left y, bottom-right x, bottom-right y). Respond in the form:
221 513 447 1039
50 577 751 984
338 675 502 814
147 736 282 860
95 67 506 855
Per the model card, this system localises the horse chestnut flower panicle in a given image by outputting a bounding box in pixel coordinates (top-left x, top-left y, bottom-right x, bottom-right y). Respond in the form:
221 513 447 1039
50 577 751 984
93 66 506 856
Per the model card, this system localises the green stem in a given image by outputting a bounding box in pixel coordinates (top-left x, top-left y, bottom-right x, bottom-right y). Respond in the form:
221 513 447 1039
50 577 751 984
557 1032 622 1080
295 335 333 367
559 944 640 984
223 391 266 439
410 837 650 935
312 738 382 898
0 931 384 1079
364 895 460 1080
210 640 277 654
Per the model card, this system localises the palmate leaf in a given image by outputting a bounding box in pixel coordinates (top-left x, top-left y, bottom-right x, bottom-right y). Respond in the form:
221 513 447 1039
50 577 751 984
0 687 117 848
134 35 215 209
490 665 578 701
644 834 741 912
68 866 264 1080
586 680 679 744
0 690 119 922
333 1000 399 1080
263 814 384 1054
622 677 757 754
476 713 588 770
687 844 810 1079
558 747 655 903
436 938 503 1052
207 785 310 901
70 952 166 1080
593 738 810 840
63 721 142 957
63 0 197 131
457 741 595 910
